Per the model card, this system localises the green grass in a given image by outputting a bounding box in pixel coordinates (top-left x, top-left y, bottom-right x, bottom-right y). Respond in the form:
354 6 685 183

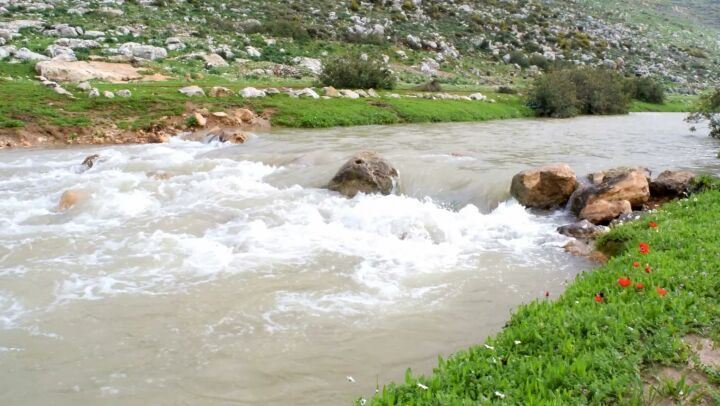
630 95 698 113
370 188 720 404
0 66 534 130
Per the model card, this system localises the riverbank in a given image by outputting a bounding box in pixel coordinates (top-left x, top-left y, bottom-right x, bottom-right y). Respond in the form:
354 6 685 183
369 181 720 404
0 62 695 148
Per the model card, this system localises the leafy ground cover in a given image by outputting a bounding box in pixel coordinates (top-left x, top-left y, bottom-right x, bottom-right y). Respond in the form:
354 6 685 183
0 61 693 132
369 183 720 404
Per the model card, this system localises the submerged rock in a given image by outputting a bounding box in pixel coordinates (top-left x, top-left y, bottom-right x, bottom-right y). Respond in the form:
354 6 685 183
328 151 398 198
510 164 577 209
650 170 696 198
81 154 100 169
58 189 87 211
557 220 609 239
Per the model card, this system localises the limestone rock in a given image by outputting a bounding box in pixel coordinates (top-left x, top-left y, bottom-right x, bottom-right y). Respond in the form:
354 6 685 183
650 170 696 198
579 199 632 225
328 151 398 198
179 86 205 97
570 167 650 214
510 164 577 209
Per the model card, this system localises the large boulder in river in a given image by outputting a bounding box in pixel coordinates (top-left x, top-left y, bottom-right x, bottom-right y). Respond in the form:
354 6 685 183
650 170 696 198
570 167 650 215
328 151 398 198
510 164 577 209
579 199 632 225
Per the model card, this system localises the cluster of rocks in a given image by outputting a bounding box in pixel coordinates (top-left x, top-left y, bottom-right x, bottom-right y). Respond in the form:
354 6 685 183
510 163 698 260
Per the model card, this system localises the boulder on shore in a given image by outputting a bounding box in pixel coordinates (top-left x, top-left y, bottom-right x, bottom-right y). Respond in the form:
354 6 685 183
328 151 398 198
579 199 632 225
510 164 577 209
570 167 650 215
650 170 696 198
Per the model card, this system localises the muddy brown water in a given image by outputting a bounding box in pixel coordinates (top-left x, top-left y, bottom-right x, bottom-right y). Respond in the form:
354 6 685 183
0 113 718 405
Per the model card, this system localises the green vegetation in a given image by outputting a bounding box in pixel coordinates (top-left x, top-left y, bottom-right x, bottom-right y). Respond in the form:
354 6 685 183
528 67 630 118
319 55 396 90
628 77 666 104
0 65 532 130
371 188 720 404
687 88 720 138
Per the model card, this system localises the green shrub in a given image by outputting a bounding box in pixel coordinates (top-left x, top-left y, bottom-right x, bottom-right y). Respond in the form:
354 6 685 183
318 56 396 90
528 54 549 70
528 67 630 118
508 50 529 68
497 86 518 94
248 19 310 42
628 77 665 104
687 88 720 138
415 79 442 92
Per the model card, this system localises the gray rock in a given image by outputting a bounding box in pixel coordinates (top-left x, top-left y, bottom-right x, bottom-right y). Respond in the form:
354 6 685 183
650 170 696 198
203 53 228 69
14 47 50 62
557 220 609 239
118 42 167 60
179 86 205 97
116 89 131 98
327 151 398 198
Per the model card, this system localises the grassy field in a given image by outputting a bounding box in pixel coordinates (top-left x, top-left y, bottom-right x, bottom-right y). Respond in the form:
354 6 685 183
369 181 720 404
1 61 696 133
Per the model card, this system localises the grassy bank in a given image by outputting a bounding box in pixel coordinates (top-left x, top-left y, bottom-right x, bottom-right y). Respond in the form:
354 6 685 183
0 62 531 131
370 186 720 404
630 95 697 113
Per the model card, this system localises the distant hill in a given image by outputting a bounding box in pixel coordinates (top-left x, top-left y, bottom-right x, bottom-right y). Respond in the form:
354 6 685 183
0 0 718 92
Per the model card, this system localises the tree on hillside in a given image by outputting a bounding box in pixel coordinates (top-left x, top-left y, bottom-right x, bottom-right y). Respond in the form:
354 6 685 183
687 88 720 138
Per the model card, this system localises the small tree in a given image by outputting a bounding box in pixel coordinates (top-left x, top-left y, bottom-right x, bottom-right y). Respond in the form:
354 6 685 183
687 88 720 138
319 56 396 90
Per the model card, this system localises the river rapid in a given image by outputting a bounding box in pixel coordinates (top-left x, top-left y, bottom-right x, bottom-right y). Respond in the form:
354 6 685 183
1 113 718 405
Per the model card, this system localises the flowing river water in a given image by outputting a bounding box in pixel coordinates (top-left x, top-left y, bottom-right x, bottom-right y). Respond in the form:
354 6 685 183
1 113 718 405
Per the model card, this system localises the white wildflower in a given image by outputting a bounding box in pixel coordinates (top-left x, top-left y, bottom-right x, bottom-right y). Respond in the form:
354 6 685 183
347 376 355 383
494 391 506 399
484 344 494 350
514 340 522 345
417 383 429 390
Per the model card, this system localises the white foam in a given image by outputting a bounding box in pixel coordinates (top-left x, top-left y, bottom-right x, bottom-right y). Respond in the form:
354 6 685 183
0 142 572 330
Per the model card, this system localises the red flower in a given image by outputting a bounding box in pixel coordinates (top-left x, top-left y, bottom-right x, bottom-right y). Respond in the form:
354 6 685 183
545 291 550 298
594 294 603 302
633 261 640 268
635 282 644 289
657 287 667 296
618 277 632 288
644 264 652 274
639 243 650 255
648 221 658 229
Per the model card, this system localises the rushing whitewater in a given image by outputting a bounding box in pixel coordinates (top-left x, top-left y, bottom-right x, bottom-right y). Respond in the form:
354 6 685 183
1 113 718 404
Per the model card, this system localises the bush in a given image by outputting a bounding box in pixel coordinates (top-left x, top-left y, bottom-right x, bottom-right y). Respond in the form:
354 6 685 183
248 19 310 42
497 86 517 94
528 54 549 70
686 88 720 138
318 56 396 90
508 51 529 68
528 67 630 118
628 77 665 104
415 79 442 92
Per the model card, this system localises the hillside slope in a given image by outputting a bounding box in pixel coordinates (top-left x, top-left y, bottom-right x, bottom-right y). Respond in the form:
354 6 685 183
0 0 718 93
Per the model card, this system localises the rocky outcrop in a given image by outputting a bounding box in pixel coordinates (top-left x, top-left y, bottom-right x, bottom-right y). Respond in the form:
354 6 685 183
81 154 100 169
510 164 577 209
557 220 609 239
35 60 145 83
570 167 650 215
179 86 205 97
328 151 398 198
579 199 632 225
650 170 696 198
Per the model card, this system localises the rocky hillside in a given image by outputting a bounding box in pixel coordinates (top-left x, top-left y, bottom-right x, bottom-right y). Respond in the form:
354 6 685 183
0 0 718 93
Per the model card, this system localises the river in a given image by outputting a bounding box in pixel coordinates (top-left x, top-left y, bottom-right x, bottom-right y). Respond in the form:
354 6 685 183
0 113 718 405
